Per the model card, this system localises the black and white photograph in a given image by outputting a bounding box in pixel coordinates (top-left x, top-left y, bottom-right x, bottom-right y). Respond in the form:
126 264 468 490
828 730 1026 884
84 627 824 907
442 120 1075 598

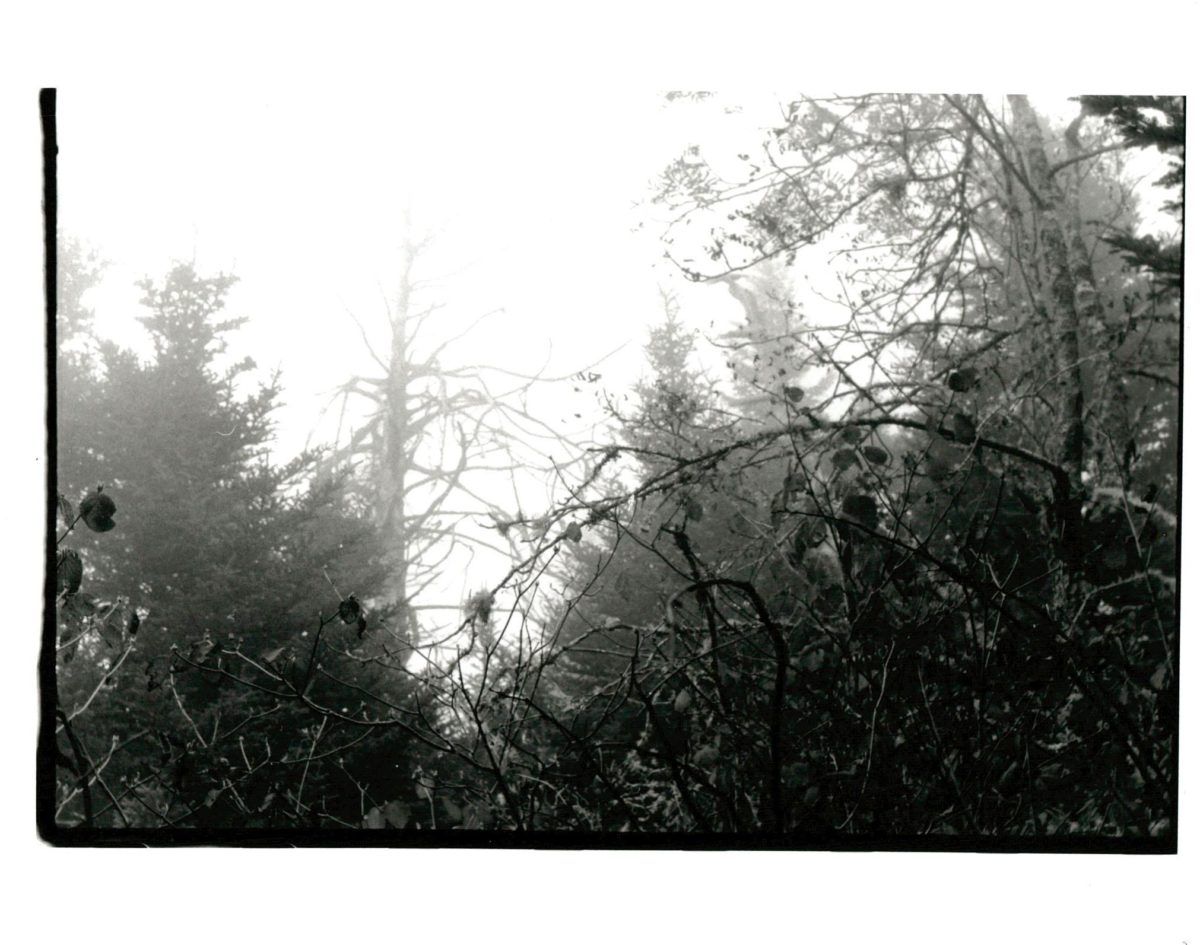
43 86 1182 848
10 5 1197 942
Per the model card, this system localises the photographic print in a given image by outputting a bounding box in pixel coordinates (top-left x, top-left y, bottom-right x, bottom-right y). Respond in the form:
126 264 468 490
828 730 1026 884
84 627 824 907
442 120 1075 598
41 89 1182 851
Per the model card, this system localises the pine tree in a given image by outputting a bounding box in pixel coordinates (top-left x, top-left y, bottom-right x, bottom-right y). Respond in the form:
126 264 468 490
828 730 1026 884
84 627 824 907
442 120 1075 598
53 260 404 827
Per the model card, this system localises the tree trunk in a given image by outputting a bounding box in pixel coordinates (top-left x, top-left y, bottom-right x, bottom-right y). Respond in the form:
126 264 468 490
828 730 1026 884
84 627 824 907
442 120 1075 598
1008 95 1091 575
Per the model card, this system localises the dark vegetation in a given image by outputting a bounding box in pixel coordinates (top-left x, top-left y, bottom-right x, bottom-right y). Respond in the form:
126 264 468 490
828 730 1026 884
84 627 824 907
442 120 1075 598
49 95 1180 839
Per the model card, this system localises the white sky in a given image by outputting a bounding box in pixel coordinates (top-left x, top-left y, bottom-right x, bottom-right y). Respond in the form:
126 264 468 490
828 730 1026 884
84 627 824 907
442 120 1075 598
60 90 1176 463
58 87 792 616
60 86 760 462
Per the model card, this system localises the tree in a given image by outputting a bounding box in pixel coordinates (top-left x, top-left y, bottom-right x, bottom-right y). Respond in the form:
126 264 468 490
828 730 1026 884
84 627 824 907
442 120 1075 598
53 257 408 828
49 93 1179 838
641 93 1178 834
313 223 571 642
463 94 1179 836
455 291 840 831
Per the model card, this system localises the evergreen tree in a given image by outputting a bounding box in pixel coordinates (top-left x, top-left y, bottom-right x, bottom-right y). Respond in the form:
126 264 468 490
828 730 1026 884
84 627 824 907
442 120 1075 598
53 259 412 827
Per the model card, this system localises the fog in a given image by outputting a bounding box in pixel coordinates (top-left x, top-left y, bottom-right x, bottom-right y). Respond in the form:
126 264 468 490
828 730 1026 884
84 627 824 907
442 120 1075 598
62 89 1174 464
58 88 1177 616
60 88 755 460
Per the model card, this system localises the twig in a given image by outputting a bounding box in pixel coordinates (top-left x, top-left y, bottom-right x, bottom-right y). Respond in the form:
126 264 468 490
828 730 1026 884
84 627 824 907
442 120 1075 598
55 706 93 826
838 640 895 830
295 717 327 816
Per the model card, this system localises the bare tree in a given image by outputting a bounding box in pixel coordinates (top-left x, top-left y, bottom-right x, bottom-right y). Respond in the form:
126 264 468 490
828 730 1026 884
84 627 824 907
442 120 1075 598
312 220 576 649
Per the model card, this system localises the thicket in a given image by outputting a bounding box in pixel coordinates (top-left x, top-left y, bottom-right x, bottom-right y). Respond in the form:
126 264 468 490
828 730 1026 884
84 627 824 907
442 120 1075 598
49 95 1180 838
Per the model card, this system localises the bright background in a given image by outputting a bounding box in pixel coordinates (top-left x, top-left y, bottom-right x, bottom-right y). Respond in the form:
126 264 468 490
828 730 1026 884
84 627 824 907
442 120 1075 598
58 86 753 462
57 88 1176 467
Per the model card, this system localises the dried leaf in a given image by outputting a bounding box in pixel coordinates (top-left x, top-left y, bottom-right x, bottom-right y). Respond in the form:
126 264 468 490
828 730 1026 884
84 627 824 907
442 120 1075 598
783 385 804 403
842 494 879 530
338 595 362 625
947 368 979 392
79 490 116 533
831 448 859 472
861 445 889 465
683 496 704 521
57 494 74 528
563 522 584 544
56 549 83 595
383 800 410 828
673 689 693 712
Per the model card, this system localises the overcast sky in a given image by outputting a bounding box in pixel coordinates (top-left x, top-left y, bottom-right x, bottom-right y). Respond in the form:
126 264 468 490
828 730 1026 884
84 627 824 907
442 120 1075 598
59 87 776 463
57 87 1181 601
60 90 1176 467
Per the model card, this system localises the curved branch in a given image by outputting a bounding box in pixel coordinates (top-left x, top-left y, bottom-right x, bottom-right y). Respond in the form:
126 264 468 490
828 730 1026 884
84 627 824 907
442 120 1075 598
673 578 788 832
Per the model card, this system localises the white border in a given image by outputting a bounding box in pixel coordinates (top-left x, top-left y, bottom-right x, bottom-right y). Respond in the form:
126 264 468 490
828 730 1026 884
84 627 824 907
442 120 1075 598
4 3 1196 942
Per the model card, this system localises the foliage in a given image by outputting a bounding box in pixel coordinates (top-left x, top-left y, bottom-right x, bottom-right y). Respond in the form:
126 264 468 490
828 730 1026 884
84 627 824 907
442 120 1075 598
471 94 1179 836
49 94 1179 840
53 255 418 828
1077 95 1183 285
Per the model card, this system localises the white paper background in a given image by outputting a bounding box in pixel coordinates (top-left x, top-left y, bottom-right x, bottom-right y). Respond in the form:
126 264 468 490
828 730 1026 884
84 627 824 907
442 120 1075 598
3 3 1196 942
